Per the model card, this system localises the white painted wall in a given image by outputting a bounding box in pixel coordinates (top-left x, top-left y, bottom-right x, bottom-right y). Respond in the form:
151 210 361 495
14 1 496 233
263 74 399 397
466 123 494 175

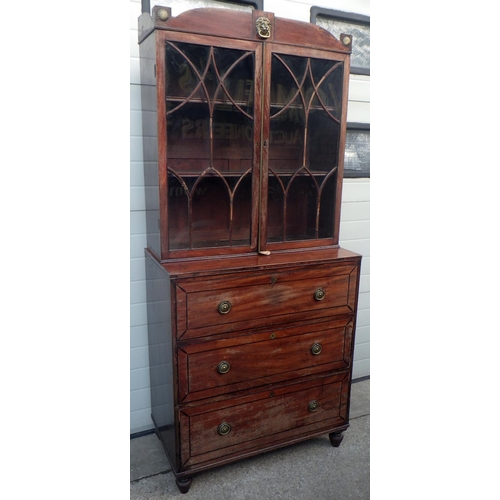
130 0 370 433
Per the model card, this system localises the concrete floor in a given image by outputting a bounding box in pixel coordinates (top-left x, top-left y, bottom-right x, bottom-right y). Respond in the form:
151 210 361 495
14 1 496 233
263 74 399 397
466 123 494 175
130 379 369 499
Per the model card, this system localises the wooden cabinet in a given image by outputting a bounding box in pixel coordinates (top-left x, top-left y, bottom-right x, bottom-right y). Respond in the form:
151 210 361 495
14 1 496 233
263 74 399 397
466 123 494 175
139 5 361 494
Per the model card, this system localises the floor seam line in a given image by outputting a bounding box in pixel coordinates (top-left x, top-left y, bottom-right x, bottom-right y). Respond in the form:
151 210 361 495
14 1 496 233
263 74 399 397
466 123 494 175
131 469 172 484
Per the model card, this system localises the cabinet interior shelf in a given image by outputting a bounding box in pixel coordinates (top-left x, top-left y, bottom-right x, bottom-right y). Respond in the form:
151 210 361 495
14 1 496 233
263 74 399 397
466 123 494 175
166 96 338 113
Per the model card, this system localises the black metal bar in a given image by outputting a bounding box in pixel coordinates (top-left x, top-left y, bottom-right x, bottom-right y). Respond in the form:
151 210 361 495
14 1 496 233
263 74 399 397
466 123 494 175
144 1 263 15
310 6 370 26
347 122 370 130
216 0 263 9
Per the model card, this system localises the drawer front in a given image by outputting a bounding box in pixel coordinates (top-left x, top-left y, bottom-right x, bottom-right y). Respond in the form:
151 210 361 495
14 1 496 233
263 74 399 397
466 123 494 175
178 316 354 403
175 261 359 339
179 373 350 468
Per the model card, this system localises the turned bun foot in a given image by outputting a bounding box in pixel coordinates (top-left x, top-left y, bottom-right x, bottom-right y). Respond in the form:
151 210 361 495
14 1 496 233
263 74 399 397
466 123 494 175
175 476 193 494
329 431 344 447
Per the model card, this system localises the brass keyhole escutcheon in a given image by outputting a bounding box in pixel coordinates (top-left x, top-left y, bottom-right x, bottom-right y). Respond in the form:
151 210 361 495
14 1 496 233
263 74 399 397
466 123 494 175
314 288 326 301
218 300 232 314
308 400 320 412
217 361 231 374
270 333 276 340
270 275 277 285
218 422 231 436
311 343 322 355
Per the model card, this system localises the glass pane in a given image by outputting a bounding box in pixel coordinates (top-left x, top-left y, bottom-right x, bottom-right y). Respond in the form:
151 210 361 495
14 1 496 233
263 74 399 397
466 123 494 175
213 105 254 174
165 42 209 101
232 173 253 246
269 54 305 174
165 42 255 252
167 173 189 250
270 55 307 109
344 129 370 177
167 102 211 176
192 176 230 248
212 48 254 176
318 173 337 238
314 60 343 117
285 175 317 241
268 53 343 244
307 109 340 173
214 47 254 108
267 174 285 242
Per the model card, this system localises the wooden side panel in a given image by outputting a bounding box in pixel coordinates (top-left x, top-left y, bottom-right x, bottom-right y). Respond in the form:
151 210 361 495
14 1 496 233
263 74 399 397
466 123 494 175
144 252 177 469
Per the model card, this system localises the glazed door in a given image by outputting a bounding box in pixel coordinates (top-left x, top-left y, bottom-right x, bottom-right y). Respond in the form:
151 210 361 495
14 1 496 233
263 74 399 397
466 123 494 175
260 44 349 252
162 34 263 257
160 33 348 258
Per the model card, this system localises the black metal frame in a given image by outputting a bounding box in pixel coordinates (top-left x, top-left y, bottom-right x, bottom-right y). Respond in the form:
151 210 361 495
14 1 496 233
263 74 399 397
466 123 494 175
142 0 263 14
310 7 370 76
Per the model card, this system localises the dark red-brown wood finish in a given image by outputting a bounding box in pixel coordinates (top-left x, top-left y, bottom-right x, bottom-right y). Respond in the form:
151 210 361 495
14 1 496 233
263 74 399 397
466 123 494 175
139 6 360 494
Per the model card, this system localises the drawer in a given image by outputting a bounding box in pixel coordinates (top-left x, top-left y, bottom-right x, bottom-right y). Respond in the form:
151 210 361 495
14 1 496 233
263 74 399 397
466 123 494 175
178 316 354 403
179 372 350 468
175 261 359 339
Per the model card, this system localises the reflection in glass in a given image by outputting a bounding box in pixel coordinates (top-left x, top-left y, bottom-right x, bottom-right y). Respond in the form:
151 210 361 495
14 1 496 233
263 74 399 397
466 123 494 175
232 172 253 246
168 173 189 250
167 102 210 174
307 110 340 172
267 53 344 244
318 173 337 238
267 174 285 242
285 175 317 241
192 176 230 248
165 41 255 251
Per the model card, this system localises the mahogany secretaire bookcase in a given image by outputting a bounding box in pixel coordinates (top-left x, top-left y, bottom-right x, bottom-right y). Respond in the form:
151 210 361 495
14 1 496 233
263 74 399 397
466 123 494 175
138 5 361 493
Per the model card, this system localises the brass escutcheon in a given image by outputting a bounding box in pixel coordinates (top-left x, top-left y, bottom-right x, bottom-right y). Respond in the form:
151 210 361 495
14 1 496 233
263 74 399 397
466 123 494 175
308 400 320 412
218 300 232 314
314 288 326 301
311 343 322 355
218 422 231 436
217 361 231 374
256 16 271 39
270 333 276 340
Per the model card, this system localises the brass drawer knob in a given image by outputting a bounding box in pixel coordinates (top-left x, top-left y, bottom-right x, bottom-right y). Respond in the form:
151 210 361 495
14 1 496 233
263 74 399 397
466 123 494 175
308 400 320 412
218 300 232 314
311 343 322 355
314 288 326 301
217 361 231 374
218 422 231 436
